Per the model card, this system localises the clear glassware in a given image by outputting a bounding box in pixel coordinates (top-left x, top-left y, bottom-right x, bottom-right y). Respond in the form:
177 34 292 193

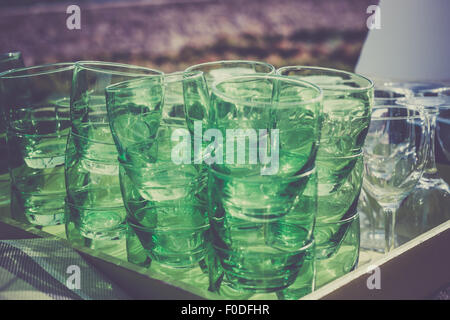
362 104 427 252
358 86 413 252
437 90 450 185
396 95 450 245
383 82 446 95
372 85 414 104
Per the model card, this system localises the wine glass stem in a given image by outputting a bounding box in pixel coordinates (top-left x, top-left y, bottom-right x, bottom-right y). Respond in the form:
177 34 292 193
424 113 438 177
382 204 399 253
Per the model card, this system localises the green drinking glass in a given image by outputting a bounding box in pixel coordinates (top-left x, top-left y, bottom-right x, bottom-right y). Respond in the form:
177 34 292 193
0 63 73 226
0 52 25 207
65 130 127 242
106 72 210 268
208 74 322 292
185 60 275 91
184 61 276 163
66 62 163 245
119 162 210 268
105 75 163 160
277 66 373 220
70 61 163 143
277 66 372 257
274 239 315 300
315 211 360 289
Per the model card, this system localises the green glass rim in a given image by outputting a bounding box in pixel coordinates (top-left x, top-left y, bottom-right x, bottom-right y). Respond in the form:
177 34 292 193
316 211 359 227
128 218 210 233
14 188 66 197
163 70 205 83
75 61 163 77
0 62 74 79
65 199 124 210
0 51 21 62
214 235 315 255
211 74 323 108
68 129 116 146
7 129 70 139
105 70 203 93
210 165 316 182
105 75 162 93
317 149 363 160
276 66 374 93
185 59 276 74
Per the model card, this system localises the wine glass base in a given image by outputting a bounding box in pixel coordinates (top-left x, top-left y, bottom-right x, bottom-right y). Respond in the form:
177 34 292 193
396 177 450 246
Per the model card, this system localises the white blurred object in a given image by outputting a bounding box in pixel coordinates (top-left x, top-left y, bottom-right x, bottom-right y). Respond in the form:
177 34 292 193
355 0 450 83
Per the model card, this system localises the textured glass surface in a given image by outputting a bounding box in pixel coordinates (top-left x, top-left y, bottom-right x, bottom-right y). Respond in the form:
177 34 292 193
208 75 322 292
0 63 73 225
66 62 162 244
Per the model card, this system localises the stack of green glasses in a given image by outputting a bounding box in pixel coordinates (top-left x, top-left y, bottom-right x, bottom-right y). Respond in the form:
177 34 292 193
206 74 322 294
65 62 163 248
0 63 73 226
0 56 378 298
278 66 373 289
105 62 325 296
106 72 211 269
0 52 24 208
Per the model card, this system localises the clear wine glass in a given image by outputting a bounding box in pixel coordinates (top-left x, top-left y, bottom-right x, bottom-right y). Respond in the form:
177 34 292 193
383 82 446 95
395 95 450 244
358 85 413 252
436 92 450 185
384 83 449 192
362 104 427 252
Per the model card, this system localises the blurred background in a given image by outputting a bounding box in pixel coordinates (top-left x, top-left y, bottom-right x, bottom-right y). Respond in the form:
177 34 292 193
0 0 375 72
